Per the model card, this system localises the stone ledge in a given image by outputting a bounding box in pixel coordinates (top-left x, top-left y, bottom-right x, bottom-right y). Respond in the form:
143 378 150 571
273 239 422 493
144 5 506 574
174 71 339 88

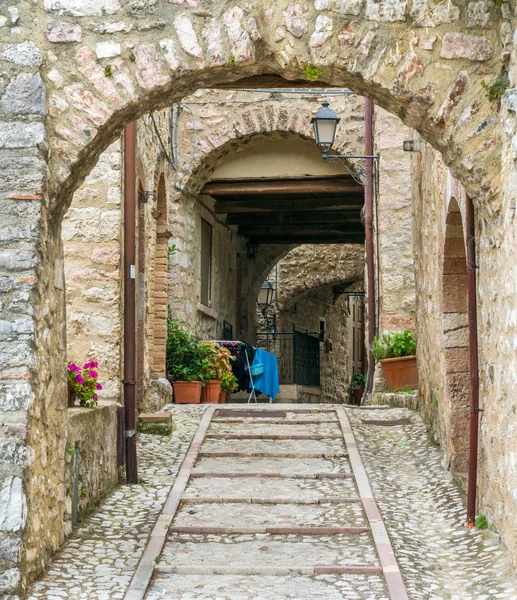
365 391 419 410
197 303 217 320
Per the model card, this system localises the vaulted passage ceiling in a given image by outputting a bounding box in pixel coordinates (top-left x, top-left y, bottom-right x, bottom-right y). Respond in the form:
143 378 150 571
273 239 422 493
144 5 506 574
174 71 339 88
202 176 364 245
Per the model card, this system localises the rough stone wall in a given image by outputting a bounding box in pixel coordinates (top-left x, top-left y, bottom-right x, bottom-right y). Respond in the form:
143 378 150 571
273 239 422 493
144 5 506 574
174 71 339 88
63 141 123 402
278 287 351 403
1 0 515 593
167 190 241 341
374 107 416 334
64 402 120 527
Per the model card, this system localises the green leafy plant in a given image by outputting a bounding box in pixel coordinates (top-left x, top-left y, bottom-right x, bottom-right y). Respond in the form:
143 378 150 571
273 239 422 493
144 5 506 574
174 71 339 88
155 556 162 564
475 514 489 529
481 77 509 100
129 52 136 62
228 55 235 63
166 311 212 384
104 65 112 78
431 395 438 410
80 484 87 497
350 373 366 389
66 443 76 457
372 330 416 361
304 62 323 80
221 369 238 393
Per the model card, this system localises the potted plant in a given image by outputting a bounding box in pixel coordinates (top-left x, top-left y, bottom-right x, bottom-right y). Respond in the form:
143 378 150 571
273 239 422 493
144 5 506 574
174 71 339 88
200 343 233 403
220 370 238 403
166 314 204 403
67 361 102 408
350 373 366 405
372 330 418 391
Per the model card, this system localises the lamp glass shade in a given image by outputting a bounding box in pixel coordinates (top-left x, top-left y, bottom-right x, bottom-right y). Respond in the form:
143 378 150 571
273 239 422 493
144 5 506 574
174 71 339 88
311 101 340 149
257 281 275 306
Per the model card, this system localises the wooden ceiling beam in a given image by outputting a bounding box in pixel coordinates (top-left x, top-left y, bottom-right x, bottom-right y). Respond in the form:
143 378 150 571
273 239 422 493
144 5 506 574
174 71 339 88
226 210 362 226
204 178 362 196
216 196 363 214
249 235 365 244
238 224 364 236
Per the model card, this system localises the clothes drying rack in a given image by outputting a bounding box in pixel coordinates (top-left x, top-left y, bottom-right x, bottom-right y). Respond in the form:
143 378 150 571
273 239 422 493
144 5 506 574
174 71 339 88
211 341 258 403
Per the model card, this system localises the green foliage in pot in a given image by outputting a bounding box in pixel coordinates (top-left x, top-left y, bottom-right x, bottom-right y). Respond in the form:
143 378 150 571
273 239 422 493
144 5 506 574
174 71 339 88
221 370 238 393
166 311 208 384
350 373 366 389
372 330 416 360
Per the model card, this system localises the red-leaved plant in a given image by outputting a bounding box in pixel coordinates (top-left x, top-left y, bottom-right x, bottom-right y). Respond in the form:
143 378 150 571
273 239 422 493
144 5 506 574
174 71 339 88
67 361 102 408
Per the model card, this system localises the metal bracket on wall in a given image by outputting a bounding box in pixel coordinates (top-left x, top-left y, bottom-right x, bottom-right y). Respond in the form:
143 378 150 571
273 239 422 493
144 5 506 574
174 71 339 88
139 190 156 203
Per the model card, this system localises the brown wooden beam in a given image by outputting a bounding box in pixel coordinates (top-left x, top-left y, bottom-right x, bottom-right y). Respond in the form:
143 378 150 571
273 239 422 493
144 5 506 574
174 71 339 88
204 178 362 197
216 196 364 214
226 210 362 227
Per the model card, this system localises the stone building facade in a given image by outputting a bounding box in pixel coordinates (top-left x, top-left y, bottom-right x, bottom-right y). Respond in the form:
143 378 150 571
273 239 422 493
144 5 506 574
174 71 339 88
1 0 517 596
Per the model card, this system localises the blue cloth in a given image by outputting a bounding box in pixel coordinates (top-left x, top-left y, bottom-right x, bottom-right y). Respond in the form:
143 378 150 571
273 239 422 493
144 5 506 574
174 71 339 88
251 348 280 401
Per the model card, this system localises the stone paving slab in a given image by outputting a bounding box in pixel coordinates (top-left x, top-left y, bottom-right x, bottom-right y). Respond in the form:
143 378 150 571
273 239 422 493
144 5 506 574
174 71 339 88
200 438 346 454
347 406 517 600
145 573 389 599
160 532 378 566
193 455 352 475
208 422 342 436
173 501 366 529
183 475 359 500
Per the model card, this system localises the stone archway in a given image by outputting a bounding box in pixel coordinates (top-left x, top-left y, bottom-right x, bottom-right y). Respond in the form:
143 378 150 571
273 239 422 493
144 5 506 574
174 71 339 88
1 2 512 594
441 197 470 478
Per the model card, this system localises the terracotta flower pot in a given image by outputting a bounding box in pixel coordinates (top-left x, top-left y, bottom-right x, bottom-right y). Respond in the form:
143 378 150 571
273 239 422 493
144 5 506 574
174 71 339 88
218 390 228 404
174 381 202 404
67 383 77 408
201 380 222 403
379 355 418 392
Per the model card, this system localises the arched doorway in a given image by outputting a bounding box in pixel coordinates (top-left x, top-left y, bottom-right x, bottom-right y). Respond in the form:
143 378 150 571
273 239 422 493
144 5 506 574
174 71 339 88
441 198 470 479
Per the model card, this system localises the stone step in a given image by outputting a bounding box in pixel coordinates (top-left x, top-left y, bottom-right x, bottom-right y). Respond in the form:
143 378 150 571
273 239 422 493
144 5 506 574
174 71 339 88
181 496 361 504
184 475 358 500
168 526 370 535
154 565 383 575
145 573 389 599
201 438 345 454
173 501 367 529
193 455 351 476
205 434 343 439
198 451 349 459
208 422 342 436
212 418 338 424
190 472 354 479
160 532 377 568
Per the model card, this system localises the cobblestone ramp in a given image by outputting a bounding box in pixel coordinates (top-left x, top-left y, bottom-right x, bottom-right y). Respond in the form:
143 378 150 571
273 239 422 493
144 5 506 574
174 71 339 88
126 404 406 600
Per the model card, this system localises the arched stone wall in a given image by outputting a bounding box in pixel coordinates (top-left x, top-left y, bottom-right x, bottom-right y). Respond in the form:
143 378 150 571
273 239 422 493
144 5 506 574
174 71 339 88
0 2 514 594
275 244 364 310
441 198 470 477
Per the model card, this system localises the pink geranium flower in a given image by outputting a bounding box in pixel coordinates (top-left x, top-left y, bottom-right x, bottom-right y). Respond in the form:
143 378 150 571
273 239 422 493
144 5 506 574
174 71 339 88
96 383 103 391
90 370 98 379
75 374 84 385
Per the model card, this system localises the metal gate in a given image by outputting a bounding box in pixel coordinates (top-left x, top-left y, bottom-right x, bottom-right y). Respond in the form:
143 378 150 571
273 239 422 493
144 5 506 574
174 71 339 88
293 329 320 387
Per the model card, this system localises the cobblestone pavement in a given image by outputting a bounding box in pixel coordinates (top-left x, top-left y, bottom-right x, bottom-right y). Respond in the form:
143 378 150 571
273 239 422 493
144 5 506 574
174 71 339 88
27 406 208 600
27 404 517 600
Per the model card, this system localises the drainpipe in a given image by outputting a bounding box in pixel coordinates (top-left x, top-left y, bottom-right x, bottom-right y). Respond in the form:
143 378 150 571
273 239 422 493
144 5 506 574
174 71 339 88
123 121 138 484
364 97 376 394
466 194 480 526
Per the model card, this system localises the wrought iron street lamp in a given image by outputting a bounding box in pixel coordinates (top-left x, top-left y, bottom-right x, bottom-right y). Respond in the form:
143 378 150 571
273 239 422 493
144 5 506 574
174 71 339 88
257 280 275 308
257 280 276 335
312 100 379 185
312 100 340 151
